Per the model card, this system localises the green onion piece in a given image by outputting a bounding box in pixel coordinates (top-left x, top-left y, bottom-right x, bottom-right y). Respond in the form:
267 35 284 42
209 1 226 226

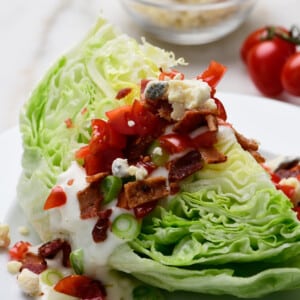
40 269 64 286
112 213 141 240
100 175 123 204
70 248 84 275
132 285 165 300
147 140 169 166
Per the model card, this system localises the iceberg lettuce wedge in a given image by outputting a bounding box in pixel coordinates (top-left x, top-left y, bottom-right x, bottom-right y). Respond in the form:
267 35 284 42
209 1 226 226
17 18 182 240
109 127 300 298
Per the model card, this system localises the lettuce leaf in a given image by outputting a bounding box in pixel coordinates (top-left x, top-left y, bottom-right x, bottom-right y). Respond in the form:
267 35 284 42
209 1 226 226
109 127 300 298
17 17 182 241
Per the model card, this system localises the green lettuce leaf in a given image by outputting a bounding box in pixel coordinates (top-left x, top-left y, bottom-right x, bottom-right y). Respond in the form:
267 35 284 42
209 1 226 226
17 17 182 240
109 127 300 298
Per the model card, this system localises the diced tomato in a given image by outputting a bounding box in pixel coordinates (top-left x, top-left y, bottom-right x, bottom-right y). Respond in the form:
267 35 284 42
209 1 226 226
131 100 158 135
84 148 123 176
54 275 106 299
106 105 137 135
276 183 295 199
44 186 67 210
115 87 132 99
159 133 192 154
106 100 159 136
75 145 90 160
64 118 73 128
293 206 300 220
9 241 31 261
159 69 184 80
140 79 151 94
214 98 227 121
192 130 217 148
90 119 126 153
197 61 227 90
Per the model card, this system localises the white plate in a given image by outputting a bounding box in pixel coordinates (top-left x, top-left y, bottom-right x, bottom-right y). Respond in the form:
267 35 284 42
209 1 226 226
0 92 300 300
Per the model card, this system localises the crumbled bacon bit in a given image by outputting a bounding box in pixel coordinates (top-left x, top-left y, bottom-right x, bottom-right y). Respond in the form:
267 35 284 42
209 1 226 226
234 130 259 151
86 172 109 184
81 107 88 115
173 109 217 134
118 177 169 209
116 87 132 99
21 252 47 274
205 114 218 132
198 147 227 164
275 159 300 179
168 150 203 185
64 118 73 128
78 183 103 219
92 212 111 243
38 239 71 267
67 179 74 186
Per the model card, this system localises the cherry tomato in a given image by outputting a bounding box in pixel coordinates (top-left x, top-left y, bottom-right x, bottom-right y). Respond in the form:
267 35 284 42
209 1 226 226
246 38 296 97
281 52 300 96
241 26 296 97
240 27 295 63
44 186 67 210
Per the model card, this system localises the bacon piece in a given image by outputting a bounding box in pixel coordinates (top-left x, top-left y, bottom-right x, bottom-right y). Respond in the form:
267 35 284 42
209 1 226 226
234 130 265 163
198 147 227 164
145 98 174 122
77 183 103 219
38 239 71 267
275 159 300 179
168 150 203 183
117 177 169 209
205 114 218 132
21 252 47 274
173 110 217 134
86 172 109 184
125 135 157 163
92 210 112 243
234 130 259 151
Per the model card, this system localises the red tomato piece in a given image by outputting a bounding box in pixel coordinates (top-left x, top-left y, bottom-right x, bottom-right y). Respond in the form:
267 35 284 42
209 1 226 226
214 97 227 121
44 186 67 210
115 87 132 99
106 105 136 135
9 241 31 261
159 133 192 154
75 145 90 160
192 130 217 148
54 275 106 299
276 183 295 199
131 100 158 136
281 52 300 96
90 119 126 153
196 61 227 89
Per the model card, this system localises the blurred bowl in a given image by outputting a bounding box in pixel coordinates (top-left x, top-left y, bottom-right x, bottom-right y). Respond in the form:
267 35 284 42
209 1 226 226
119 0 257 45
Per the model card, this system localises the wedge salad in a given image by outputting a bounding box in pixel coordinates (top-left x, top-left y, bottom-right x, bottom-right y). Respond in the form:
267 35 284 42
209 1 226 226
2 17 300 300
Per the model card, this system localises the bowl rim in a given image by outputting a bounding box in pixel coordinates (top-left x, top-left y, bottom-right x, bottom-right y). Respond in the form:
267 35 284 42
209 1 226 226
120 0 255 10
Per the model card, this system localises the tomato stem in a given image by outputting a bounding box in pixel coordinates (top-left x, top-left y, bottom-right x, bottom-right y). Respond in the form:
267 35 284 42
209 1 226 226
265 25 300 45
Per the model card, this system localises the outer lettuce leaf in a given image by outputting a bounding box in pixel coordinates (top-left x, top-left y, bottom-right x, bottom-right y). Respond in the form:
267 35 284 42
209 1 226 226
109 127 300 298
17 17 182 241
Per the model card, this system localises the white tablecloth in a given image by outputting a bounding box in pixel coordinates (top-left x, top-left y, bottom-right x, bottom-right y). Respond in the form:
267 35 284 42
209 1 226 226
1 0 299 133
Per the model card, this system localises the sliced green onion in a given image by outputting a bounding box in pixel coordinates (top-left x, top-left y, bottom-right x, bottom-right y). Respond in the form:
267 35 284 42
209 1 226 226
40 269 64 286
147 140 169 166
132 285 165 300
100 175 123 204
112 213 141 240
70 248 84 275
